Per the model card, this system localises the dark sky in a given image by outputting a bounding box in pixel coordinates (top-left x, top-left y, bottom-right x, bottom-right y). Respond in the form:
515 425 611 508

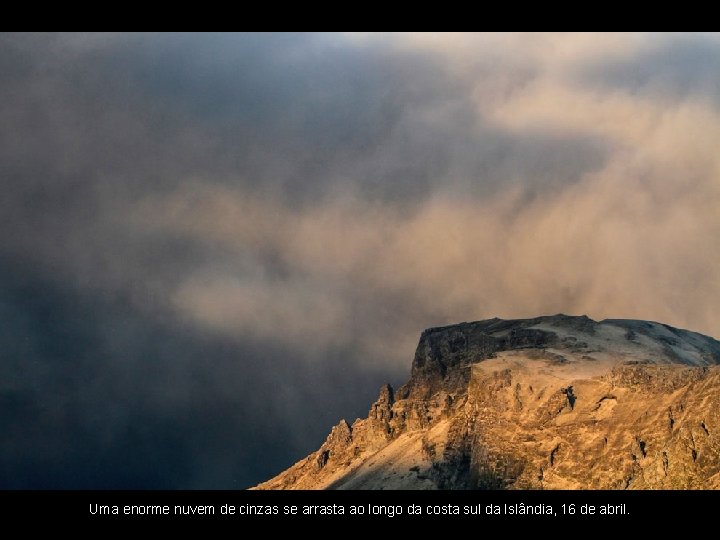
1 32 719 488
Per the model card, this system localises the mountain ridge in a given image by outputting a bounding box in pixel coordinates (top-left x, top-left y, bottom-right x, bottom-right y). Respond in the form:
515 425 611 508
255 315 720 490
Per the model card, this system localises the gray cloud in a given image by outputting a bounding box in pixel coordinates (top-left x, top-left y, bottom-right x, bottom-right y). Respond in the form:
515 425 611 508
575 34 720 104
1 32 718 487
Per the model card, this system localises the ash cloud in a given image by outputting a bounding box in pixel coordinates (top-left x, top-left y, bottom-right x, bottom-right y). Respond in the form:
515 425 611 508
1 32 718 487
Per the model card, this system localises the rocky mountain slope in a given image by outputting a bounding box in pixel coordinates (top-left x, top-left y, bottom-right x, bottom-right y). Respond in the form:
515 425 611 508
255 315 720 489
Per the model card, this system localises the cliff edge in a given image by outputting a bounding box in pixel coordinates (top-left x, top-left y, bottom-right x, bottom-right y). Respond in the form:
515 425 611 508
255 315 720 489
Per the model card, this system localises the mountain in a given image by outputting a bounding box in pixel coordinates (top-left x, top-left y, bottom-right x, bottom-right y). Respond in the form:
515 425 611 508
254 315 720 490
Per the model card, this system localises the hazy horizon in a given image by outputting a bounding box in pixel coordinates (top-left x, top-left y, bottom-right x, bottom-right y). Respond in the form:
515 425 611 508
1 32 719 488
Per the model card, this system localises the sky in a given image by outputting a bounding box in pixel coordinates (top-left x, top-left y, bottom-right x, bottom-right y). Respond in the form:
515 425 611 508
1 32 719 488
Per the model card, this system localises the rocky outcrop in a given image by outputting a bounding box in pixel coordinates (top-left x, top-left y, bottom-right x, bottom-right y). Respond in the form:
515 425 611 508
254 315 720 490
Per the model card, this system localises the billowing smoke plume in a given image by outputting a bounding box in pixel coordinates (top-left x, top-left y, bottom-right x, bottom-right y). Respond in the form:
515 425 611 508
1 32 718 487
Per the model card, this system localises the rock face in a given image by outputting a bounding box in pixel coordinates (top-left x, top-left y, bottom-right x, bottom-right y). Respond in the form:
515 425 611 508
254 315 720 490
